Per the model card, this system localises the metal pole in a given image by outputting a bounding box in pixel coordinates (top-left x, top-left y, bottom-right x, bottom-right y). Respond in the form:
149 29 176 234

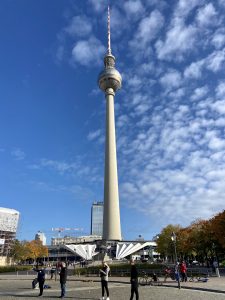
171 232 180 290
174 241 181 289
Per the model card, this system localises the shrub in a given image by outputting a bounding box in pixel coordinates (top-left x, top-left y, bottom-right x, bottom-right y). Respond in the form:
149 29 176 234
73 263 167 277
0 266 32 273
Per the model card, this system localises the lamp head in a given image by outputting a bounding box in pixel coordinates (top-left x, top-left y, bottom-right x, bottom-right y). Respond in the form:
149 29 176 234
171 231 176 242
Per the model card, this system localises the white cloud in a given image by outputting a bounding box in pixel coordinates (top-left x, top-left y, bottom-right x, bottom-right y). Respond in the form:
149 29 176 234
117 114 129 128
218 0 225 7
168 87 186 99
208 136 225 150
156 18 198 61
123 0 144 18
40 159 76 173
65 16 92 37
129 10 164 51
184 48 225 78
206 49 225 72
134 103 150 115
11 148 26 160
211 29 225 49
216 81 225 98
159 69 182 90
211 100 225 115
71 36 105 67
88 0 106 12
87 129 102 141
184 60 204 79
175 0 203 18
196 3 218 27
110 7 126 33
191 86 209 101
127 75 142 90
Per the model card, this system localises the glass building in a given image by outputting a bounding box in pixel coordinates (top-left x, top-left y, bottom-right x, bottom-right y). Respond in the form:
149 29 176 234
91 202 103 236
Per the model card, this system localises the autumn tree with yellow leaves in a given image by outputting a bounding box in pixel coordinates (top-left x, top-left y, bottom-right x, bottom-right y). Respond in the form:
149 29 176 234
10 239 48 264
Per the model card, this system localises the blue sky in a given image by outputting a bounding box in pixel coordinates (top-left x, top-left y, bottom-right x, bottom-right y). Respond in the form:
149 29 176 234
1 0 225 243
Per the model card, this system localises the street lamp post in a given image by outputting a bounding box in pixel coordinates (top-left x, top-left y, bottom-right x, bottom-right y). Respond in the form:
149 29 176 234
171 232 181 289
212 243 220 277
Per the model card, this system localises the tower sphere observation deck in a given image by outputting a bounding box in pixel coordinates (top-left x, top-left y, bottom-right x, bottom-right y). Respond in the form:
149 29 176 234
98 5 122 93
98 54 122 92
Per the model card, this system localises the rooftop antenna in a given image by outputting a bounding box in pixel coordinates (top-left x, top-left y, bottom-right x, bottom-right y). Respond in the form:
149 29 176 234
107 5 112 55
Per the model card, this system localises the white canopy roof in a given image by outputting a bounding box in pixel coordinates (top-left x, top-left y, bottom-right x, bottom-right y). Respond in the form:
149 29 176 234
116 242 155 259
65 244 98 260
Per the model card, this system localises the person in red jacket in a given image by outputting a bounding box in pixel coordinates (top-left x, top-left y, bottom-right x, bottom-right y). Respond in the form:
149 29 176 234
180 261 187 282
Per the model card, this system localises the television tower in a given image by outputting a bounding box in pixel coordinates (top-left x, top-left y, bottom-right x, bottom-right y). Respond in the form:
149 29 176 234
98 6 122 241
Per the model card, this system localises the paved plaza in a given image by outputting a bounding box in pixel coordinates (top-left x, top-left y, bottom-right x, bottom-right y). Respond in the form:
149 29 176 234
0 275 224 299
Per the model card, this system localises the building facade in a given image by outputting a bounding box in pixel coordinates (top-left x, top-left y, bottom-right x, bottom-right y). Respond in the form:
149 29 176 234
51 235 101 246
91 201 103 236
0 207 19 256
35 231 47 245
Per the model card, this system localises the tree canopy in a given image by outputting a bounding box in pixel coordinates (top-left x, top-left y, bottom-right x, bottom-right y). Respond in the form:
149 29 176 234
156 209 225 263
10 239 48 263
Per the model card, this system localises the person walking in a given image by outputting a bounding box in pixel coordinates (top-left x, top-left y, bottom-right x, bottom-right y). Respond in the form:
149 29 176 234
50 266 56 280
36 267 46 297
99 261 110 300
180 261 187 282
59 262 67 298
164 266 173 282
130 259 139 300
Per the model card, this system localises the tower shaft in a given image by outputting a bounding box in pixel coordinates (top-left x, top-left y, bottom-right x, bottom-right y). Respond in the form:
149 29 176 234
103 88 121 241
98 6 122 242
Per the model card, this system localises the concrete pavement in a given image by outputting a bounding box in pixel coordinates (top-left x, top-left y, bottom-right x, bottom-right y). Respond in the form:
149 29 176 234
0 274 224 299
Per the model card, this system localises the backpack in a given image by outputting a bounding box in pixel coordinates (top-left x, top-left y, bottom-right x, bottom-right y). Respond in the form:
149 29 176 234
32 278 38 289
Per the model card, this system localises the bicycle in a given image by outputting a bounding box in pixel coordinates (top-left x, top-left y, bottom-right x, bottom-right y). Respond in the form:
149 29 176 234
163 271 176 282
189 275 209 283
139 272 162 286
138 272 152 286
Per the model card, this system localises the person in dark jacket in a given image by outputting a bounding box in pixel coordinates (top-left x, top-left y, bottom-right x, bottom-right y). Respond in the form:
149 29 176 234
59 262 67 298
130 259 139 300
50 266 56 280
36 268 45 297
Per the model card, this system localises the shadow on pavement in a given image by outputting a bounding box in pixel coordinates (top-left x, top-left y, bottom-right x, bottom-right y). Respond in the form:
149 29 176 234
162 284 225 295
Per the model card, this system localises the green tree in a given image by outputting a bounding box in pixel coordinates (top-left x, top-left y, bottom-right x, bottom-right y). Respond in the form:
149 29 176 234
156 224 181 261
10 240 32 262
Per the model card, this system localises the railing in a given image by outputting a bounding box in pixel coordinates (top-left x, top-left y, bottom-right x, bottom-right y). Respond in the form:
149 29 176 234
85 267 225 278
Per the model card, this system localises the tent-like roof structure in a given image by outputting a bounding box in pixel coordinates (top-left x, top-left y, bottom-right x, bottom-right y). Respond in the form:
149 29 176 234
116 241 156 259
65 244 98 260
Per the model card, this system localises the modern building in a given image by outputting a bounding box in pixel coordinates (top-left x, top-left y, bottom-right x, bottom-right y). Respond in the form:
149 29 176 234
98 7 122 241
51 235 101 246
0 207 19 258
35 231 47 245
91 201 103 236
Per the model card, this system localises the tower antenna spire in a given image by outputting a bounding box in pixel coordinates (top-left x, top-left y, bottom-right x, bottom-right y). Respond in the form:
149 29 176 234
107 5 111 55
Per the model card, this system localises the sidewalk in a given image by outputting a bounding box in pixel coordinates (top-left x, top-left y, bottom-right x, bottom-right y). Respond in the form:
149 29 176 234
0 274 224 294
